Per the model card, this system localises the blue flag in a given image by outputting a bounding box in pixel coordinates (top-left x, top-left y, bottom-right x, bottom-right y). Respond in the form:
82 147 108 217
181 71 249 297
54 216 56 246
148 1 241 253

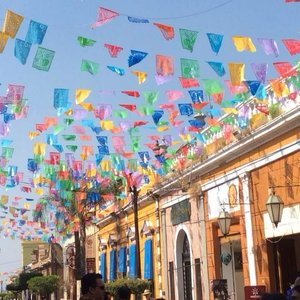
207 33 223 55
25 20 48 44
14 39 31 65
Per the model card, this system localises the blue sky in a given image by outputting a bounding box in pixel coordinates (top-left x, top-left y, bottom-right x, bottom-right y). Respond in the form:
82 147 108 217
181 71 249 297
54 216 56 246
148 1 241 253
0 0 299 281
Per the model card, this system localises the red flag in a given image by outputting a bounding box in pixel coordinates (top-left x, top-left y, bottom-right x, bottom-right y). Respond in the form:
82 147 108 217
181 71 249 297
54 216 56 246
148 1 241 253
282 39 300 55
134 121 148 127
179 77 200 88
104 43 123 57
273 62 297 77
119 104 137 111
121 90 140 97
153 23 175 40
192 102 209 110
36 123 48 132
285 0 300 2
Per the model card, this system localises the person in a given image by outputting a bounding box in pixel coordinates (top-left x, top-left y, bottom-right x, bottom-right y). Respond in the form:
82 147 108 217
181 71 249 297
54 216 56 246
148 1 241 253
80 273 105 300
291 276 300 300
261 293 286 299
143 289 155 300
117 285 131 300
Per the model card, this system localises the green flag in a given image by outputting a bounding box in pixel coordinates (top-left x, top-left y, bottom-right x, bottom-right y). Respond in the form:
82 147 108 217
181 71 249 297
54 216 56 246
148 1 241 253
66 145 78 152
179 28 198 52
81 59 99 75
32 47 55 71
202 79 223 95
143 91 159 105
181 58 200 78
77 36 96 47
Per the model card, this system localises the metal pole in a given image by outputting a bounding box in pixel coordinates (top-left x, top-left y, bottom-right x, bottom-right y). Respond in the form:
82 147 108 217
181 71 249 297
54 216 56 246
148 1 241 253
132 186 141 278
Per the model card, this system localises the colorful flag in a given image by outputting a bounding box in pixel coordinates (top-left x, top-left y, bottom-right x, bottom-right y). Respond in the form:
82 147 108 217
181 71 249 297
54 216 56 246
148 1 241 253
25 20 48 44
92 7 119 28
14 39 31 65
153 23 175 40
77 36 96 47
179 77 199 88
273 62 297 77
207 33 223 55
128 50 148 67
180 58 200 78
228 63 245 86
156 55 174 76
107 66 125 76
81 59 99 75
179 28 198 52
206 61 225 77
128 16 149 23
257 38 279 56
104 43 123 57
232 36 256 52
2 10 24 38
0 32 9 53
251 63 268 83
32 47 55 71
282 39 300 55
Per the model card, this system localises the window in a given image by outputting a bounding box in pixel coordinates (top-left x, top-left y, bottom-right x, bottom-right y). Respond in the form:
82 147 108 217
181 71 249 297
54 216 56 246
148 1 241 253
100 252 106 282
109 249 116 280
129 244 136 278
118 247 127 274
144 239 153 279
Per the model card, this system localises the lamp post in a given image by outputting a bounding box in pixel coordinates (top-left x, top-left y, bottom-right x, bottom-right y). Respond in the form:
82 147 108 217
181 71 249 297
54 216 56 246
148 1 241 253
266 191 284 228
217 209 232 237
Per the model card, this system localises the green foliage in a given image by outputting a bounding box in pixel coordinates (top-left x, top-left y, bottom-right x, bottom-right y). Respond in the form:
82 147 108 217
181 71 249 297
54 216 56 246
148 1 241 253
3 291 21 300
105 277 151 297
6 283 22 292
18 272 43 290
27 275 60 298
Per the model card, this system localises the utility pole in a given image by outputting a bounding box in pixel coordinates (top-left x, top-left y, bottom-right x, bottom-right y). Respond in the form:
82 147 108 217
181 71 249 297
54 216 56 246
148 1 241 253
131 185 141 278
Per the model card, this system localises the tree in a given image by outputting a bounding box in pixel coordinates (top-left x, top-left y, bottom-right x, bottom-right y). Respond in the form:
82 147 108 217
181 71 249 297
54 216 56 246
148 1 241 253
27 275 60 300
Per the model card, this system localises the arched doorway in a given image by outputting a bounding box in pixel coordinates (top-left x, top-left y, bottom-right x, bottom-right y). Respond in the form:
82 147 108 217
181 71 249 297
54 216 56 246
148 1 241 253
176 230 193 300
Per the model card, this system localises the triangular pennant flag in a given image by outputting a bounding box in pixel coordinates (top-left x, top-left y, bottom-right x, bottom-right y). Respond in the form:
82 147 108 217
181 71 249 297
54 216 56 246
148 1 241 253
2 10 24 38
207 61 226 77
153 22 175 40
251 63 268 83
119 104 136 111
232 36 256 52
121 91 140 97
91 7 119 28
128 50 148 67
131 71 147 84
202 79 223 95
77 36 96 47
14 39 31 65
81 59 99 75
32 47 55 71
143 91 159 105
107 65 125 76
104 43 123 58
179 28 198 52
128 16 149 23
244 81 261 96
180 58 200 78
257 38 279 57
165 90 184 101
228 63 245 86
273 62 297 78
282 39 300 55
75 89 91 104
152 110 164 125
178 104 194 116
206 33 223 55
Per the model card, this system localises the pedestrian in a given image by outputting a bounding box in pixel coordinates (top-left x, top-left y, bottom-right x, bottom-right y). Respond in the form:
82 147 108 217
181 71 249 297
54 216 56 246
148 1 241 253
117 285 131 300
143 289 155 300
80 273 105 300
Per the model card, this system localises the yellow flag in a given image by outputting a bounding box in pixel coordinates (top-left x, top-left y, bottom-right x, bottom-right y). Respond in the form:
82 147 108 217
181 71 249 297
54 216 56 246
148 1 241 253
75 89 91 104
28 131 40 140
228 63 245 86
232 36 256 52
2 10 24 38
101 160 111 172
132 71 147 84
0 32 9 53
157 125 169 132
79 102 94 111
0 195 9 204
100 120 114 130
35 187 44 196
23 203 31 210
223 108 238 114
269 80 289 97
33 142 46 155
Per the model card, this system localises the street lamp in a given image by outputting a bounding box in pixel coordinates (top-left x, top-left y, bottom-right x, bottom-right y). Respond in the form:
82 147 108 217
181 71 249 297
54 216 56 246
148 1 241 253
266 191 284 228
217 209 232 237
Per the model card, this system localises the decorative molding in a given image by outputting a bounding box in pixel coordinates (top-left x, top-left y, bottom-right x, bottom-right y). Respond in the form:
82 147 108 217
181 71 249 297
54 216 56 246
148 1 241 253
126 226 136 242
98 237 108 251
108 233 118 247
140 220 154 237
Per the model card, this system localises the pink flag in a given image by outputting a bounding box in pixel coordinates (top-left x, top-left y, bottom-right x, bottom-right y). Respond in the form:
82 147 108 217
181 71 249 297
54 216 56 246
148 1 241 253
178 77 199 88
91 7 119 28
165 90 184 101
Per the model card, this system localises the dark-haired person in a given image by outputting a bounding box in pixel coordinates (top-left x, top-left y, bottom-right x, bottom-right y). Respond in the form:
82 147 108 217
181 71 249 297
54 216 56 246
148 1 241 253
80 273 105 300
117 285 131 300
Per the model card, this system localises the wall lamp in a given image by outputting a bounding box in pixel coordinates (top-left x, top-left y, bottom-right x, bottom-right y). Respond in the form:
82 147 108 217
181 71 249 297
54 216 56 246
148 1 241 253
217 209 232 237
